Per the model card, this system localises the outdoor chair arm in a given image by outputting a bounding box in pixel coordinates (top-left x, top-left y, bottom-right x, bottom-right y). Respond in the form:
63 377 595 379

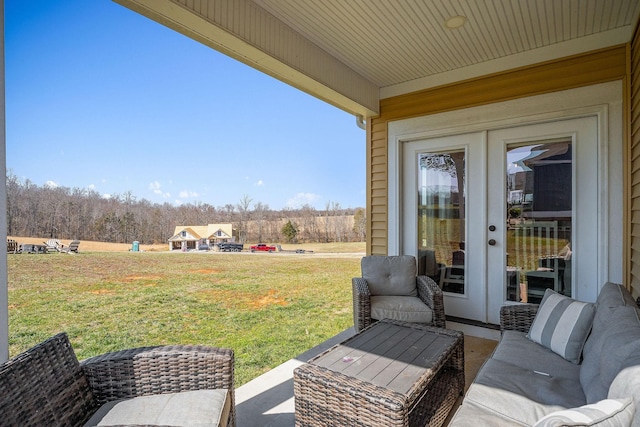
81 344 235 425
500 304 539 334
417 275 446 328
352 277 371 332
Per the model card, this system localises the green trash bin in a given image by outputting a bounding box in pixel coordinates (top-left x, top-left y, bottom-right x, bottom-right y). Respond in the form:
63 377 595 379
132 241 139 252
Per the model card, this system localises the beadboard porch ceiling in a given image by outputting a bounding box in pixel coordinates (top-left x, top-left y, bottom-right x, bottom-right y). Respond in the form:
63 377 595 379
115 0 640 117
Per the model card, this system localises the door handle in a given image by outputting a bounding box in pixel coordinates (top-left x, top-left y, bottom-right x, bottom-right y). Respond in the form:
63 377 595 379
488 239 496 246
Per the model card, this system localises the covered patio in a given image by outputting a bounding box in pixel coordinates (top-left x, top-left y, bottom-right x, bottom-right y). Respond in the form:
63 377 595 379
2 0 639 355
2 0 640 425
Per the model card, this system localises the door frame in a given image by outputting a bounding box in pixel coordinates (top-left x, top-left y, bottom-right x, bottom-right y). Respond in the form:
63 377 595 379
387 81 623 321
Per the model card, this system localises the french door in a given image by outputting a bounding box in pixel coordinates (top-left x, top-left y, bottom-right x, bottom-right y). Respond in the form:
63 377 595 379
402 116 600 324
402 132 486 321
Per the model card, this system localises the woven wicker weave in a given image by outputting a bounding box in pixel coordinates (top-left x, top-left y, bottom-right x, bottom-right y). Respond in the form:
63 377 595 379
499 303 540 334
352 275 446 331
294 320 464 427
0 332 235 427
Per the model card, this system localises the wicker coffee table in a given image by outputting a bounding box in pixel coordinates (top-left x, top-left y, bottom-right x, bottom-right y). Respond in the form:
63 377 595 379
293 319 464 427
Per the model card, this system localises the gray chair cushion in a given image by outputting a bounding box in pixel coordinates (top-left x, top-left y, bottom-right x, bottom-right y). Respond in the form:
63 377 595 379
84 389 231 427
370 295 433 324
361 255 418 297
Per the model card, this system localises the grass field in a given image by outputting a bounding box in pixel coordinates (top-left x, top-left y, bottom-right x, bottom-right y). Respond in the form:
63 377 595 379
8 241 364 385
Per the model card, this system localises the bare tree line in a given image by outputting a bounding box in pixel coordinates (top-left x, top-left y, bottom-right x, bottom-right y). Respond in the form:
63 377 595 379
6 172 366 244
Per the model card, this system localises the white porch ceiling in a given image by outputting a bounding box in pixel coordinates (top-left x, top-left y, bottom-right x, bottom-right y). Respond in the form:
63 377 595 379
115 0 640 117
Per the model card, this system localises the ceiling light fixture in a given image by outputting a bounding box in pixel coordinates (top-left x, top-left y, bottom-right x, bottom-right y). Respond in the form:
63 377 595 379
445 15 467 29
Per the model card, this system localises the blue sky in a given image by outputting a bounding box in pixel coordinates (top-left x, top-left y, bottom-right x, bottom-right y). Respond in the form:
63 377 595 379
5 1 366 210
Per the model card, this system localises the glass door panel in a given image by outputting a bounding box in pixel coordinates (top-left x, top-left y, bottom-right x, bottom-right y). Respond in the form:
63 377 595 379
417 151 466 294
505 140 572 304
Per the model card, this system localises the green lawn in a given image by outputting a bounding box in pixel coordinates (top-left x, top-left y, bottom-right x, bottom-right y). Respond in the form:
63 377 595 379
8 251 359 385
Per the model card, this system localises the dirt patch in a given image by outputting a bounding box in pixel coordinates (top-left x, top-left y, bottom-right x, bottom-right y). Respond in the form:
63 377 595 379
248 289 288 309
200 288 288 310
193 269 221 274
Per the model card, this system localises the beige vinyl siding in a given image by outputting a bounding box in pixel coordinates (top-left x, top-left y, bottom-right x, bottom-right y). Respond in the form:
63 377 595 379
368 46 627 256
368 119 388 255
630 20 640 295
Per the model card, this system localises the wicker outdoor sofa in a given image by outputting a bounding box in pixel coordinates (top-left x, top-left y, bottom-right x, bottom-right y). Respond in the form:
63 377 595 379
449 282 640 426
0 332 235 427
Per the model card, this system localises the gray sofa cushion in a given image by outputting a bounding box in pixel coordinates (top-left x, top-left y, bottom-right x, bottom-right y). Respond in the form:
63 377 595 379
84 389 231 427
581 283 634 402
527 289 595 364
361 255 418 297
459 358 586 426
582 305 640 404
370 295 433 324
493 331 581 380
448 399 530 427
608 362 640 427
533 398 635 427
596 282 637 308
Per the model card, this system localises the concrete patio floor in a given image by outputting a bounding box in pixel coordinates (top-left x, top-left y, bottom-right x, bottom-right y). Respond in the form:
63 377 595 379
235 322 500 427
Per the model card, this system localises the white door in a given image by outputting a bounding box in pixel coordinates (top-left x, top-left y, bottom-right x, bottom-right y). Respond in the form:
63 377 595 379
403 132 487 322
486 117 599 324
403 116 600 324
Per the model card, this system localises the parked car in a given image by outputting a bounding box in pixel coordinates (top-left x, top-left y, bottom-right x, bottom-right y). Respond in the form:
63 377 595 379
198 244 210 251
250 243 276 252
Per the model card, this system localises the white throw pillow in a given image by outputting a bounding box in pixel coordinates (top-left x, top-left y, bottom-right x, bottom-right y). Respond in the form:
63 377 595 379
527 289 596 364
533 398 634 427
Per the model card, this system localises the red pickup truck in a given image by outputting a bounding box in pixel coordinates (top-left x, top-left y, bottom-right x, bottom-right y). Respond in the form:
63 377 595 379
250 243 277 252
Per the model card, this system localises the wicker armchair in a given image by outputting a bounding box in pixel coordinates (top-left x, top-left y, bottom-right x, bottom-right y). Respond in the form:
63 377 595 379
352 255 446 332
0 332 235 427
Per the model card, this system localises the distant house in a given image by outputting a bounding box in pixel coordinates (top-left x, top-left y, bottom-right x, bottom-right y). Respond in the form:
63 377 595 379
168 224 236 251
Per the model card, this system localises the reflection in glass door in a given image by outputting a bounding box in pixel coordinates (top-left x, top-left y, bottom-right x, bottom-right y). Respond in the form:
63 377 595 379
417 151 466 294
505 139 572 304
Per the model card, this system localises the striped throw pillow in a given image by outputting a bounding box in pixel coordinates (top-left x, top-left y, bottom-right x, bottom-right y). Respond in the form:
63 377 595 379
527 289 596 364
533 398 634 427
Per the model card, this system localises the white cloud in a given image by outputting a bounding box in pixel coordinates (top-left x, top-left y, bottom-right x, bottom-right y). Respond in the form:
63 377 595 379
88 184 96 190
254 180 264 187
286 192 322 209
45 180 58 188
102 193 112 199
179 190 199 198
149 181 170 198
174 199 183 206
